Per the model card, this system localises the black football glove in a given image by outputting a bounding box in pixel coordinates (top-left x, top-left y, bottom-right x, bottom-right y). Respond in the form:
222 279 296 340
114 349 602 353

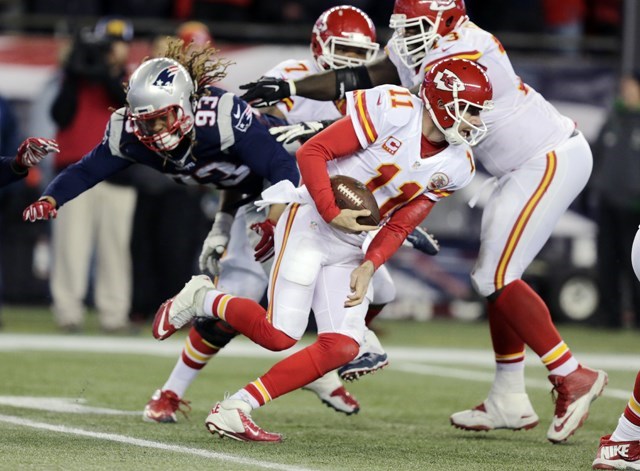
239 77 295 108
405 227 440 256
269 120 335 145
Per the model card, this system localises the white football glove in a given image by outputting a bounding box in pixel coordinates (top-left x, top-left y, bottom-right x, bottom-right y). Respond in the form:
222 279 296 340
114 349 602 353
268 120 333 146
199 212 234 276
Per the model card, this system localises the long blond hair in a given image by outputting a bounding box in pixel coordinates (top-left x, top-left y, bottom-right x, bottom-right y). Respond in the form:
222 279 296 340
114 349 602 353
155 36 233 91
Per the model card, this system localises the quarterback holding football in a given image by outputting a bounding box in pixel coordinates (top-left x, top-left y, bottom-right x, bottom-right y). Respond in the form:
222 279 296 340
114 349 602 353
152 57 493 442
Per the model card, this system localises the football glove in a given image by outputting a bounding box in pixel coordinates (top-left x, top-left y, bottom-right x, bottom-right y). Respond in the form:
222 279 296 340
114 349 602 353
239 77 296 108
199 212 234 276
269 120 334 146
404 227 440 256
250 219 276 263
23 198 58 222
16 137 59 168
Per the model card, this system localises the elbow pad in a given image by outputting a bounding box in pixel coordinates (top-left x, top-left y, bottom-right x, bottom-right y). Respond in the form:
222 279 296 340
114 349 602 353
335 65 373 99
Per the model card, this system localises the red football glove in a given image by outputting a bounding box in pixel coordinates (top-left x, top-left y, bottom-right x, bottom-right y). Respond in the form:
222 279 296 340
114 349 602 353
23 199 57 222
16 137 59 168
250 219 276 263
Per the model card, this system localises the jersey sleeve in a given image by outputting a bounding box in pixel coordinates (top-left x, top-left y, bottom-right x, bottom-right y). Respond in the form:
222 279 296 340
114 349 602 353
226 93 300 186
345 85 413 150
424 148 476 203
43 112 133 207
0 156 27 188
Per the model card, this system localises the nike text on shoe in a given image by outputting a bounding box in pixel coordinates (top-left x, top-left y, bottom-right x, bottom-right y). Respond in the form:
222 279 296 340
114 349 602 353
547 366 608 443
142 389 191 423
152 275 214 340
450 392 539 432
205 399 282 442
302 371 360 415
592 435 640 470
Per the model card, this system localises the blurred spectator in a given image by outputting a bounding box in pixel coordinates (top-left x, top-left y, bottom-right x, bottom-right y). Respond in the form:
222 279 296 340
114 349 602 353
48 17 137 333
590 71 640 328
174 0 252 21
177 20 213 47
586 0 622 35
542 0 585 56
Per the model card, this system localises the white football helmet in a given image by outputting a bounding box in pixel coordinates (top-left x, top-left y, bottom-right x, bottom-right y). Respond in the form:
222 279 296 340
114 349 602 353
390 0 468 69
127 58 196 153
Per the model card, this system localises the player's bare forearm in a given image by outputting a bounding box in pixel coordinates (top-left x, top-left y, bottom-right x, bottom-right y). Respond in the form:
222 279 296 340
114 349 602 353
366 56 402 87
294 70 340 100
266 203 286 223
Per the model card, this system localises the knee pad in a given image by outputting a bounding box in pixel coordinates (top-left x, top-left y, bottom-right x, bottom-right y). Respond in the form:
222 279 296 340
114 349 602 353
193 318 239 349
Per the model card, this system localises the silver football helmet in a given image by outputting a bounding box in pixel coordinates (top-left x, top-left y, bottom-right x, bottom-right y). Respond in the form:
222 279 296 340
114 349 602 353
126 58 196 152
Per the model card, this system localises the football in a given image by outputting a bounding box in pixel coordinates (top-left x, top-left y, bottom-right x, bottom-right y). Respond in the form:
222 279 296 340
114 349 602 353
330 175 380 226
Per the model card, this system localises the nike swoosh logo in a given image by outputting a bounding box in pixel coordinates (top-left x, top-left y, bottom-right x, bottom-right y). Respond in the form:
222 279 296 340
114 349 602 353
233 105 241 119
264 84 280 91
553 410 576 432
377 95 382 106
156 302 171 337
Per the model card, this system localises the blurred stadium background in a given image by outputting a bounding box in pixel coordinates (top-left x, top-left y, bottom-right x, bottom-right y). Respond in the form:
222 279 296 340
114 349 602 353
0 2 639 469
0 0 634 325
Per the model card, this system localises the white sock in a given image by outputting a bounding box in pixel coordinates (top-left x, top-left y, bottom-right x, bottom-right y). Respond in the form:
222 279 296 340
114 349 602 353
162 357 200 398
229 389 259 409
203 291 218 317
548 357 579 377
490 362 526 395
611 414 640 442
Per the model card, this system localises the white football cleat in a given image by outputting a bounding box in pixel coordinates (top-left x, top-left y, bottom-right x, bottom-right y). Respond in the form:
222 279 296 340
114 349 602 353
303 370 360 415
205 399 282 442
152 275 214 340
450 392 539 431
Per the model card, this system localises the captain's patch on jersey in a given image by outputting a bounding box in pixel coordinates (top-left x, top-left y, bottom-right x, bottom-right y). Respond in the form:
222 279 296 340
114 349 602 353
382 136 402 155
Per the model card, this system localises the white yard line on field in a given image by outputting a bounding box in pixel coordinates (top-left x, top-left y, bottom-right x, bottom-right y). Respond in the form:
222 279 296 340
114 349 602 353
1 333 639 371
0 414 317 471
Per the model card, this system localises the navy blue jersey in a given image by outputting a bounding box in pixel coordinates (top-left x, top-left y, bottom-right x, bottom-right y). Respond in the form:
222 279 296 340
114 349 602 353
44 86 300 207
0 156 26 188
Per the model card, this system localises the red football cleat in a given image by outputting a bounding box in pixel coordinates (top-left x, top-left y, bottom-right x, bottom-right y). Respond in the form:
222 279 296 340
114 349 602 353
143 389 191 423
592 434 640 470
547 365 608 443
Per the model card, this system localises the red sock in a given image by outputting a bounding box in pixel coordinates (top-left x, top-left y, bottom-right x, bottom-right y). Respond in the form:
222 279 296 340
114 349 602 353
181 327 220 369
365 304 385 327
212 295 295 351
245 333 359 405
624 371 640 426
488 301 526 364
494 280 563 358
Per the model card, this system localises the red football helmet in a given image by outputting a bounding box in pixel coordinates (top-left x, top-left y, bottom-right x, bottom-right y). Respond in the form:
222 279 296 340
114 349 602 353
390 0 467 68
420 58 493 146
311 5 380 70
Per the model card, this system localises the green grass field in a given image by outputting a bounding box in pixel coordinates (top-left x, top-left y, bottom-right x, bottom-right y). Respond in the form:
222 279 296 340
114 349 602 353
1 306 637 470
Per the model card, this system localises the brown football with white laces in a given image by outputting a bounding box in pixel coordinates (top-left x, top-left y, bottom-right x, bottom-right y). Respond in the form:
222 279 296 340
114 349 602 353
330 175 380 226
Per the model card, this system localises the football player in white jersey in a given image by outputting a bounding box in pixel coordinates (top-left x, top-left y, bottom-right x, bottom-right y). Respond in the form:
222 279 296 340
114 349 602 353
151 58 493 442
592 229 640 470
239 0 608 444
142 5 380 423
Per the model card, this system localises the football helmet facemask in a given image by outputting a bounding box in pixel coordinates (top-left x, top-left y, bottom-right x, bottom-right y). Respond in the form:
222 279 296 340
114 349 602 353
311 5 379 70
421 58 493 146
127 58 196 153
390 0 467 69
